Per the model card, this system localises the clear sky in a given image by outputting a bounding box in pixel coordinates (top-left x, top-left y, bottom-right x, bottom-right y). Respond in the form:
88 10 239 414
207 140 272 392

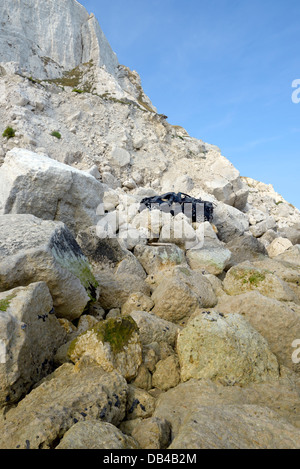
80 0 300 209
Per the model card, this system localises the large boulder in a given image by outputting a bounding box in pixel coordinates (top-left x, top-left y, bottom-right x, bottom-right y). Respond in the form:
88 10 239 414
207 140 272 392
169 405 300 449
216 291 300 372
0 214 99 320
0 362 128 449
0 282 66 406
223 261 298 303
0 149 104 235
275 245 300 266
177 311 279 385
154 377 300 434
278 224 300 245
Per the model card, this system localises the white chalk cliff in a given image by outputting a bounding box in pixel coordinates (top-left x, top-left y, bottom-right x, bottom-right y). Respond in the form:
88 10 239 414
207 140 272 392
0 0 118 79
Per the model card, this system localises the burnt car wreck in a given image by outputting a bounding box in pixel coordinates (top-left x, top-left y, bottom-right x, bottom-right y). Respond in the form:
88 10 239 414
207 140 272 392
139 192 214 223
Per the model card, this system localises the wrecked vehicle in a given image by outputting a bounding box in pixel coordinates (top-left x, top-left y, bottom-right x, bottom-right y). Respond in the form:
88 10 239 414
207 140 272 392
139 192 214 223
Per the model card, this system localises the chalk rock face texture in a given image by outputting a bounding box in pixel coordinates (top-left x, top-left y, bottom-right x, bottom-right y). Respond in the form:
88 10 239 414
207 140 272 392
0 148 104 235
0 215 98 320
177 311 279 385
0 282 66 406
68 317 142 380
0 0 118 79
0 363 128 449
169 405 300 449
154 379 300 448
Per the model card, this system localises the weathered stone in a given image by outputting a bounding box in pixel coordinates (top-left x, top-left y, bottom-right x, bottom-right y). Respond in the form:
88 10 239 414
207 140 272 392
76 315 99 335
115 255 147 279
0 282 66 406
186 246 231 275
154 377 300 433
0 215 98 320
134 243 186 275
68 317 142 381
109 147 131 168
56 421 138 449
260 229 279 248
129 311 180 347
267 237 293 258
151 266 217 324
225 233 268 268
96 270 151 310
126 385 156 420
152 355 181 391
0 149 104 235
131 417 171 450
0 363 128 449
213 202 249 242
121 293 154 316
250 216 277 238
274 245 300 266
169 405 300 449
216 291 300 373
278 224 300 245
132 364 152 391
252 257 300 285
223 261 298 303
76 226 132 270
177 311 279 385
0 0 119 79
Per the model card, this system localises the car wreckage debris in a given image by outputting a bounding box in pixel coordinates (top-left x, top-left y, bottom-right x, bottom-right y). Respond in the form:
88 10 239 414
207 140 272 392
139 192 214 223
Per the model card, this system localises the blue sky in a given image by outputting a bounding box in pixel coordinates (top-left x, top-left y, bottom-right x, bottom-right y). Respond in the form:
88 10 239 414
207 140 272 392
80 0 300 209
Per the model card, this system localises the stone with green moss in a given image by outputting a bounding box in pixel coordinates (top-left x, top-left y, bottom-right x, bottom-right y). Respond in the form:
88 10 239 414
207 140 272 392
0 293 16 312
68 316 142 380
223 261 297 302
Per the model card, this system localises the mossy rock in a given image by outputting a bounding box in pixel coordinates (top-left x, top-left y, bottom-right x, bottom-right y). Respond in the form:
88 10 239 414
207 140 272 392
223 262 297 302
0 293 16 312
93 316 139 354
68 316 142 380
69 316 139 356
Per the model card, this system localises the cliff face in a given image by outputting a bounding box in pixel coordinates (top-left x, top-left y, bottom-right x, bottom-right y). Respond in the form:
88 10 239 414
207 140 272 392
0 0 118 78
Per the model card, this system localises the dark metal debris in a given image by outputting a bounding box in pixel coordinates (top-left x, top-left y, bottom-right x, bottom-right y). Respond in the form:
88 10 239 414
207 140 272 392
139 192 214 223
